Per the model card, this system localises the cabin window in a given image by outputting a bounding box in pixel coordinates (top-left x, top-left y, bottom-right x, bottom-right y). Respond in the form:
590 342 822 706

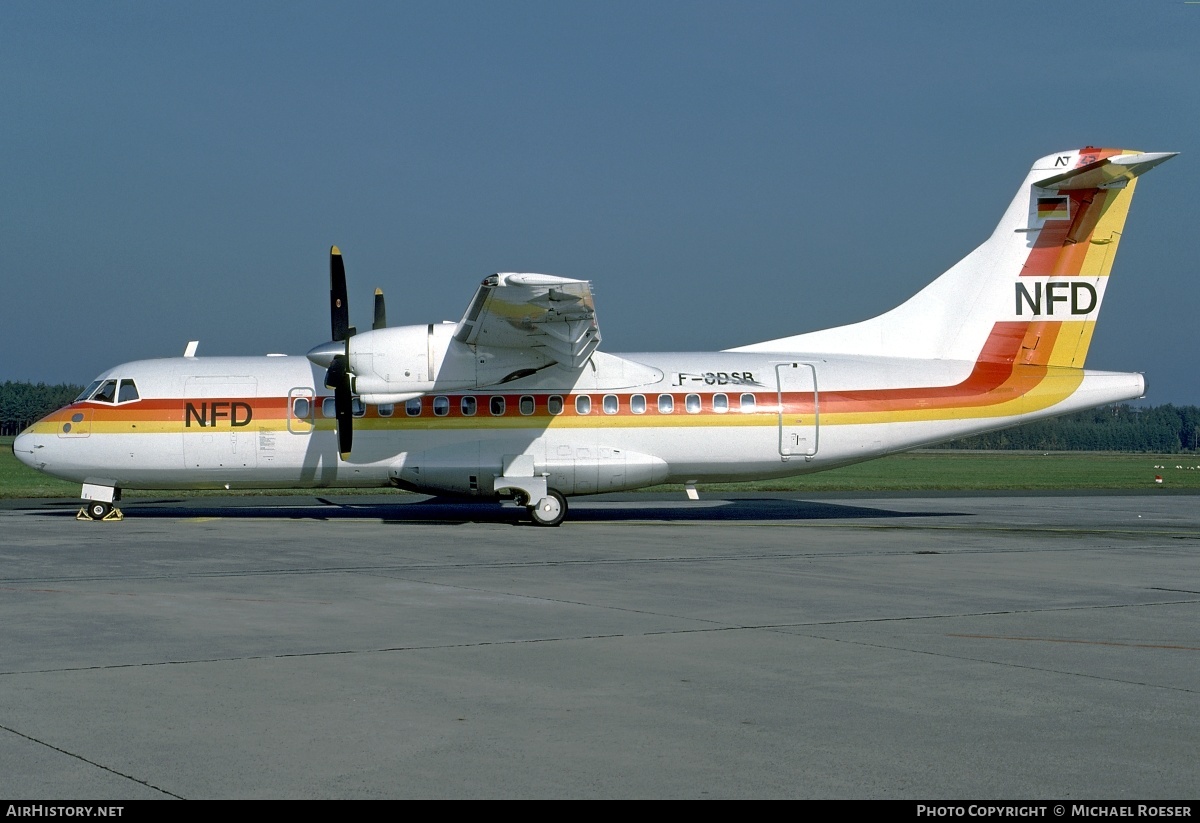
740 393 756 412
117 380 140 404
377 403 394 418
603 394 619 415
405 397 422 416
292 397 311 419
713 393 728 413
92 380 118 404
490 395 505 416
461 396 477 416
352 397 366 418
685 393 701 413
631 394 646 414
657 394 674 414
520 395 535 415
322 397 337 418
75 381 102 403
433 396 450 416
575 395 592 415
548 395 564 415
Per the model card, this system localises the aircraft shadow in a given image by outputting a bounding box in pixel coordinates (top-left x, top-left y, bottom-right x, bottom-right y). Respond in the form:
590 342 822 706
22 496 967 524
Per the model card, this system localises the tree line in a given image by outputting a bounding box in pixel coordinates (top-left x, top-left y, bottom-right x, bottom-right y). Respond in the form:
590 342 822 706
1 380 1198 452
1 381 85 436
934 403 1200 453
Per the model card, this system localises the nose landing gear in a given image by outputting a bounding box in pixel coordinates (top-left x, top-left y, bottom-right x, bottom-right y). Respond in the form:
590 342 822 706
77 501 124 521
76 484 124 521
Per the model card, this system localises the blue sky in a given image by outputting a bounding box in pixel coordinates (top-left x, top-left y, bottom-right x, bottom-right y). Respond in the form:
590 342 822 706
3 1 1198 403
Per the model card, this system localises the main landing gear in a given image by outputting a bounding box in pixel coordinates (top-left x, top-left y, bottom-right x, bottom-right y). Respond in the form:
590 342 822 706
527 489 567 527
496 468 568 527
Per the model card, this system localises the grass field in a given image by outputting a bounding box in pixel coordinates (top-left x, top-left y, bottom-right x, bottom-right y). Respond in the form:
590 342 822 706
4 435 1199 499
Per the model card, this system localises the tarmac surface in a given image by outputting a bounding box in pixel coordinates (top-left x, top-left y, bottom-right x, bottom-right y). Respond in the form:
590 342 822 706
0 491 1197 799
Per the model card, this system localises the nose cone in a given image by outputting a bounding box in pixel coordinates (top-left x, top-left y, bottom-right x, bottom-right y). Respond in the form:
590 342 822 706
11 429 44 471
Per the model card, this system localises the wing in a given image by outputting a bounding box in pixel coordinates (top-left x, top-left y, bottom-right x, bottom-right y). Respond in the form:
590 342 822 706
453 273 601 369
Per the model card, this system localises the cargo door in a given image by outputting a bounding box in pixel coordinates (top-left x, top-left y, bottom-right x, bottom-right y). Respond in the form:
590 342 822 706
182 377 259 469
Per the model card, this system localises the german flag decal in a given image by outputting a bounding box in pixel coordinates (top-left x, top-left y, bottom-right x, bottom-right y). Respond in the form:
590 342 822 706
1036 196 1070 220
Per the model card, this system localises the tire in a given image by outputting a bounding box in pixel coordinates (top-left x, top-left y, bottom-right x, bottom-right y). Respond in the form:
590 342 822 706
87 501 112 520
528 489 567 527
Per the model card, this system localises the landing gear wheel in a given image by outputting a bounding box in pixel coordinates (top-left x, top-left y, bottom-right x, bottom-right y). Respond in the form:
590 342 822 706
77 501 123 521
528 489 567 527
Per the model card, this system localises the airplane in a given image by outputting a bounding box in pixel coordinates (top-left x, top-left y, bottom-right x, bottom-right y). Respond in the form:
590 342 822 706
12 146 1176 526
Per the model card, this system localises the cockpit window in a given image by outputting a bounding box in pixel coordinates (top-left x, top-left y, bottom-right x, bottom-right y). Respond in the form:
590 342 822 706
117 380 140 403
91 380 118 404
75 381 102 403
82 378 140 405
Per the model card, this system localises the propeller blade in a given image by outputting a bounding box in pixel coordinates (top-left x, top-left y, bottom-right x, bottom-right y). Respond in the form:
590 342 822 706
373 288 387 330
324 246 357 459
334 378 353 458
324 352 355 458
323 354 346 390
330 246 350 342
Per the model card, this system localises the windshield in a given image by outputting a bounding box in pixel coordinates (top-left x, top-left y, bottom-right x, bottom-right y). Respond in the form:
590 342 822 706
91 380 118 404
74 381 102 403
77 378 140 404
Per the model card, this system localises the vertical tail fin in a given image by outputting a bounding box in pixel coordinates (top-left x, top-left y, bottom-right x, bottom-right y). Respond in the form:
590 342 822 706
731 148 1176 365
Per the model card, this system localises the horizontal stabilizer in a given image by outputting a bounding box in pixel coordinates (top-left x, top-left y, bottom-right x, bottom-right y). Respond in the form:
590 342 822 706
1034 152 1177 191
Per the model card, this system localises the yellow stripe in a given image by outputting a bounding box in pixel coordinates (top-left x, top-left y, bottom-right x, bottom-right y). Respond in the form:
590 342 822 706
818 369 1083 426
1046 321 1094 368
1083 177 1137 279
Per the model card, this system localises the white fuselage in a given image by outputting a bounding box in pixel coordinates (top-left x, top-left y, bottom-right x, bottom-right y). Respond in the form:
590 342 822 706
12 348 1143 498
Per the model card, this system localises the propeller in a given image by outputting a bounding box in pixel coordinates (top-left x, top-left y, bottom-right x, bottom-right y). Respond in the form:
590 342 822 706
324 246 355 459
317 249 388 460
